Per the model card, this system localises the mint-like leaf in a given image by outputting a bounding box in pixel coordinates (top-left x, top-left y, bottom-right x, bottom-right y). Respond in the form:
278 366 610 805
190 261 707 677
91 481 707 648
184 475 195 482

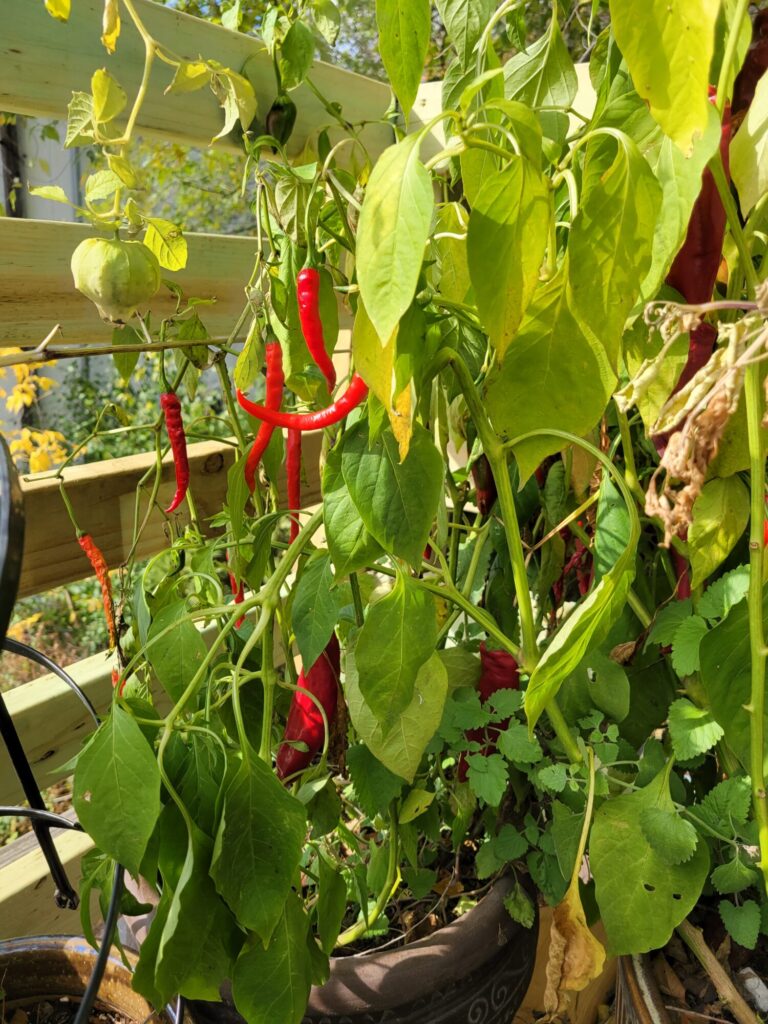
670 615 708 677
698 566 750 621
639 807 699 866
694 776 752 834
466 753 508 805
668 698 724 760
719 899 761 950
647 600 693 647
497 721 543 764
711 855 760 895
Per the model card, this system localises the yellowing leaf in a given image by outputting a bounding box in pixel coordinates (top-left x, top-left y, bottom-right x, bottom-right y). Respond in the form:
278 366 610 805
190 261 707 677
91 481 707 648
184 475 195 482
352 300 395 407
544 878 606 1014
44 0 70 20
91 68 127 124
390 385 414 462
101 0 121 54
143 218 188 271
166 61 212 95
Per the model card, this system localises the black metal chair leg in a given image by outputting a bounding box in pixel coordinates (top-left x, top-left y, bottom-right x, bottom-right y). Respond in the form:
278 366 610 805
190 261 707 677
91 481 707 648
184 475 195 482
0 691 79 908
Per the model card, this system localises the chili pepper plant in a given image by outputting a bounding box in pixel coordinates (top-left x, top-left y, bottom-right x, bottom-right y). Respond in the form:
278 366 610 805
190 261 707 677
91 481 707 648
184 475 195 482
27 0 768 1020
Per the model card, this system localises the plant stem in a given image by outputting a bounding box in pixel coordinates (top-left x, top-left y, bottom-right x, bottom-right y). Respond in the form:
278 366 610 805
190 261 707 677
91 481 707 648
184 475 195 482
615 404 645 504
715 0 751 117
677 920 760 1024
336 808 400 947
258 618 276 763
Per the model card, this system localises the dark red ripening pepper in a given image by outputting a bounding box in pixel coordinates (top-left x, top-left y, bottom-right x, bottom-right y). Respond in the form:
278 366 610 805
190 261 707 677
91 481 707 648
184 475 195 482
236 373 369 432
244 341 285 494
276 634 340 780
458 643 520 783
161 392 190 514
665 87 732 393
225 551 245 630
471 454 497 515
286 428 302 544
111 668 126 697
297 267 336 394
78 534 117 649
733 11 768 121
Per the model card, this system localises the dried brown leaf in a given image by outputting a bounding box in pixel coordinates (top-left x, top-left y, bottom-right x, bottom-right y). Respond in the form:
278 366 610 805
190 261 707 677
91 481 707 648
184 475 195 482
543 879 606 1015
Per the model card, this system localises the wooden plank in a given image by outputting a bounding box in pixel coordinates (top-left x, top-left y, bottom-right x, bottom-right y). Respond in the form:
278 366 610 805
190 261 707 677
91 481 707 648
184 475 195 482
17 430 324 599
0 826 92 939
0 219 259 347
0 0 392 159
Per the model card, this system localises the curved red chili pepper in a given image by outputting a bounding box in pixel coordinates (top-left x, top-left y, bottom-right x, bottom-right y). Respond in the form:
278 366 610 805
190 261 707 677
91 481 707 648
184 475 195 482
297 267 336 394
244 341 284 493
458 643 519 783
161 392 190 514
286 428 302 544
236 373 369 431
276 634 340 780
78 534 117 649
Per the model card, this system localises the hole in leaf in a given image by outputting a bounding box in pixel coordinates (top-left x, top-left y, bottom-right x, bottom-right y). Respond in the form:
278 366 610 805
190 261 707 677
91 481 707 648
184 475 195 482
672 893 682 901
643 882 656 893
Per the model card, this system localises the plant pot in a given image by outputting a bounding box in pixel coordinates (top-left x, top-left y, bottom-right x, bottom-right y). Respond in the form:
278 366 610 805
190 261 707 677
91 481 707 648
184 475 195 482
187 876 539 1024
0 936 155 1023
615 954 672 1024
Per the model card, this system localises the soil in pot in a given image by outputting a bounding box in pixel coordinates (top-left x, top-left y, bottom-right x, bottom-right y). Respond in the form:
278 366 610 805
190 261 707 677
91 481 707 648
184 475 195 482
1 998 132 1024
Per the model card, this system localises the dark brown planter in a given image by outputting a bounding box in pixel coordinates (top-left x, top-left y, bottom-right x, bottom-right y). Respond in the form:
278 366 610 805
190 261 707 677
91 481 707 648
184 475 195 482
615 955 672 1024
0 935 155 1023
187 876 539 1024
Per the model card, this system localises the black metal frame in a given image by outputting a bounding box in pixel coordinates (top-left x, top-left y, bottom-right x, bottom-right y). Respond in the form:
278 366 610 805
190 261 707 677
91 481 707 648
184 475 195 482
0 435 124 1024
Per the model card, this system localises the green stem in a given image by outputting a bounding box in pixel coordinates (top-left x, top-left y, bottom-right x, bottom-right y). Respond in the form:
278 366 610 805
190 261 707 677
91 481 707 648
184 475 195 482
715 0 751 118
350 572 365 628
215 355 249 451
615 404 644 504
335 809 399 948
258 618 276 763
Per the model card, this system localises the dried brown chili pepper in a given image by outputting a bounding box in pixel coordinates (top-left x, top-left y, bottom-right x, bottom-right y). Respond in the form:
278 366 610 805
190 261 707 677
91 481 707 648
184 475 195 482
78 534 117 649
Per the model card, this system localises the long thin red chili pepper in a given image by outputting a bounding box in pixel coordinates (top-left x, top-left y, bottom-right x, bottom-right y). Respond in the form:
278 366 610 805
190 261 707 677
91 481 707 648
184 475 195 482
244 341 285 493
286 428 302 544
160 392 190 514
236 373 369 431
297 267 336 394
276 635 340 780
78 534 117 649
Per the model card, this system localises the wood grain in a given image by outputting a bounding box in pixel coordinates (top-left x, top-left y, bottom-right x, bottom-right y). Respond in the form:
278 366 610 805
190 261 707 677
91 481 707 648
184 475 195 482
0 0 391 158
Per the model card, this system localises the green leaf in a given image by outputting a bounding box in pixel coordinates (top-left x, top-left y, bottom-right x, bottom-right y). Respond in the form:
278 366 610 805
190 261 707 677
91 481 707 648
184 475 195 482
112 325 140 383
147 602 208 703
590 765 710 954
466 752 508 805
639 807 699 866
497 722 543 764
668 698 724 761
210 67 257 142
357 136 434 344
65 92 95 147
341 420 443 567
144 218 188 272
670 616 709 677
91 68 127 124
719 899 761 950
700 594 768 775
322 443 383 574
504 881 536 929
486 268 616 482
647 600 693 647
586 650 631 724
155 826 242 1001
711 855 760 895
694 776 752 834
313 0 341 45
292 554 342 670
164 732 225 839
73 707 161 877
437 646 481 691
279 19 316 91
608 0 719 154
641 104 721 299
476 824 528 878
211 757 306 942
346 743 404 817
525 475 638 729
434 202 471 305
399 787 436 824
698 566 750 621
29 185 71 205
731 72 768 215
551 801 583 879
688 477 750 588
567 133 661 369
594 476 631 582
503 12 577 111
355 574 436 725
317 855 347 955
232 894 312 1024
165 61 211 95
345 651 448 783
375 0 431 115
536 762 568 793
84 170 122 203
436 0 495 66
466 158 550 361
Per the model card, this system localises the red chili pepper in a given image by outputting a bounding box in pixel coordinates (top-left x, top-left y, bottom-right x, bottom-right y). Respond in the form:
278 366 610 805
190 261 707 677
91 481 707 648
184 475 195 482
458 643 519 783
286 428 302 544
671 549 692 601
733 10 768 121
276 634 340 780
160 392 190 514
666 88 732 393
78 534 117 650
297 267 336 394
470 454 497 516
111 668 126 697
244 341 285 494
236 373 369 432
